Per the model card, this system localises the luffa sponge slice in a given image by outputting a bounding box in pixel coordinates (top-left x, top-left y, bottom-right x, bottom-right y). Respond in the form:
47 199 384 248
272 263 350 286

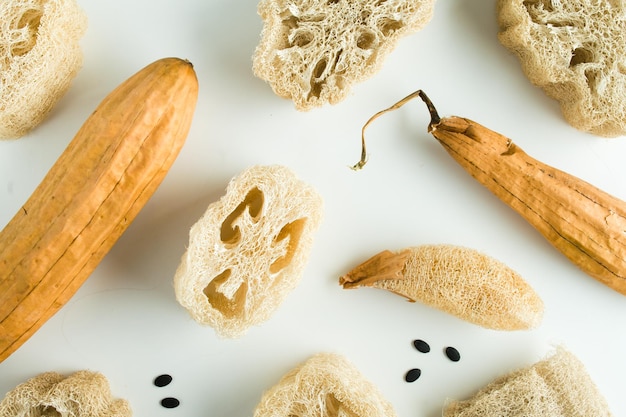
174 165 323 338
443 347 612 416
253 0 435 110
254 353 397 417
0 370 132 416
498 0 626 137
0 0 87 140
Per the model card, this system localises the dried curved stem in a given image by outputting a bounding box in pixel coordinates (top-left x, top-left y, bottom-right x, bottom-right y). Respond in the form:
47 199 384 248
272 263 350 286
350 89 440 170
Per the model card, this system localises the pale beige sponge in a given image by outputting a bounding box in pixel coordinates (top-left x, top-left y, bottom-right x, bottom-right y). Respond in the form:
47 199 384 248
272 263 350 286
253 0 435 110
174 165 324 338
0 370 132 416
0 0 87 140
253 352 397 417
498 0 626 137
340 244 544 331
443 346 613 416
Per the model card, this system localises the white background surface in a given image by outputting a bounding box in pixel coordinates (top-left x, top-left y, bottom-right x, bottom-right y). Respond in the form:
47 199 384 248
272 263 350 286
2 0 626 416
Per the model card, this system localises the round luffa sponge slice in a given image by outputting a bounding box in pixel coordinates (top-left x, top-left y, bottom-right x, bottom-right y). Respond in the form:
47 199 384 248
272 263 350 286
174 165 324 338
0 370 132 416
253 0 435 111
443 346 613 417
0 0 87 140
497 0 626 137
253 353 397 417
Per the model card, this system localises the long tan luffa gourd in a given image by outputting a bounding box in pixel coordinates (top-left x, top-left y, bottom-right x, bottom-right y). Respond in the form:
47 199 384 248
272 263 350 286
0 57 199 362
353 90 626 295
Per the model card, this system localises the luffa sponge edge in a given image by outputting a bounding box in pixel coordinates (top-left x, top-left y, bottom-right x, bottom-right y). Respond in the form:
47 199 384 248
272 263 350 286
0 370 131 417
253 0 435 110
498 0 626 137
0 0 87 139
443 346 613 416
253 353 397 417
174 165 323 338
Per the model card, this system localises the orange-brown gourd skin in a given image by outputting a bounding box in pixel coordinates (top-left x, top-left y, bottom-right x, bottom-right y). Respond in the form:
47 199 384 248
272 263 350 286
430 116 626 295
0 57 199 363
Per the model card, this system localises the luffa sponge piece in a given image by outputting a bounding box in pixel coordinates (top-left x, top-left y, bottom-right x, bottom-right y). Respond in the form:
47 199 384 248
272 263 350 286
253 0 435 110
174 165 323 338
0 0 87 139
443 347 613 416
0 370 132 416
253 353 397 417
340 245 544 331
498 0 626 137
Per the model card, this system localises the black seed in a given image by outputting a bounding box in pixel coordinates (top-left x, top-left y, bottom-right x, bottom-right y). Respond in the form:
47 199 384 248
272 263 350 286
445 346 460 362
161 397 180 408
405 368 421 383
154 374 173 387
413 339 430 353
